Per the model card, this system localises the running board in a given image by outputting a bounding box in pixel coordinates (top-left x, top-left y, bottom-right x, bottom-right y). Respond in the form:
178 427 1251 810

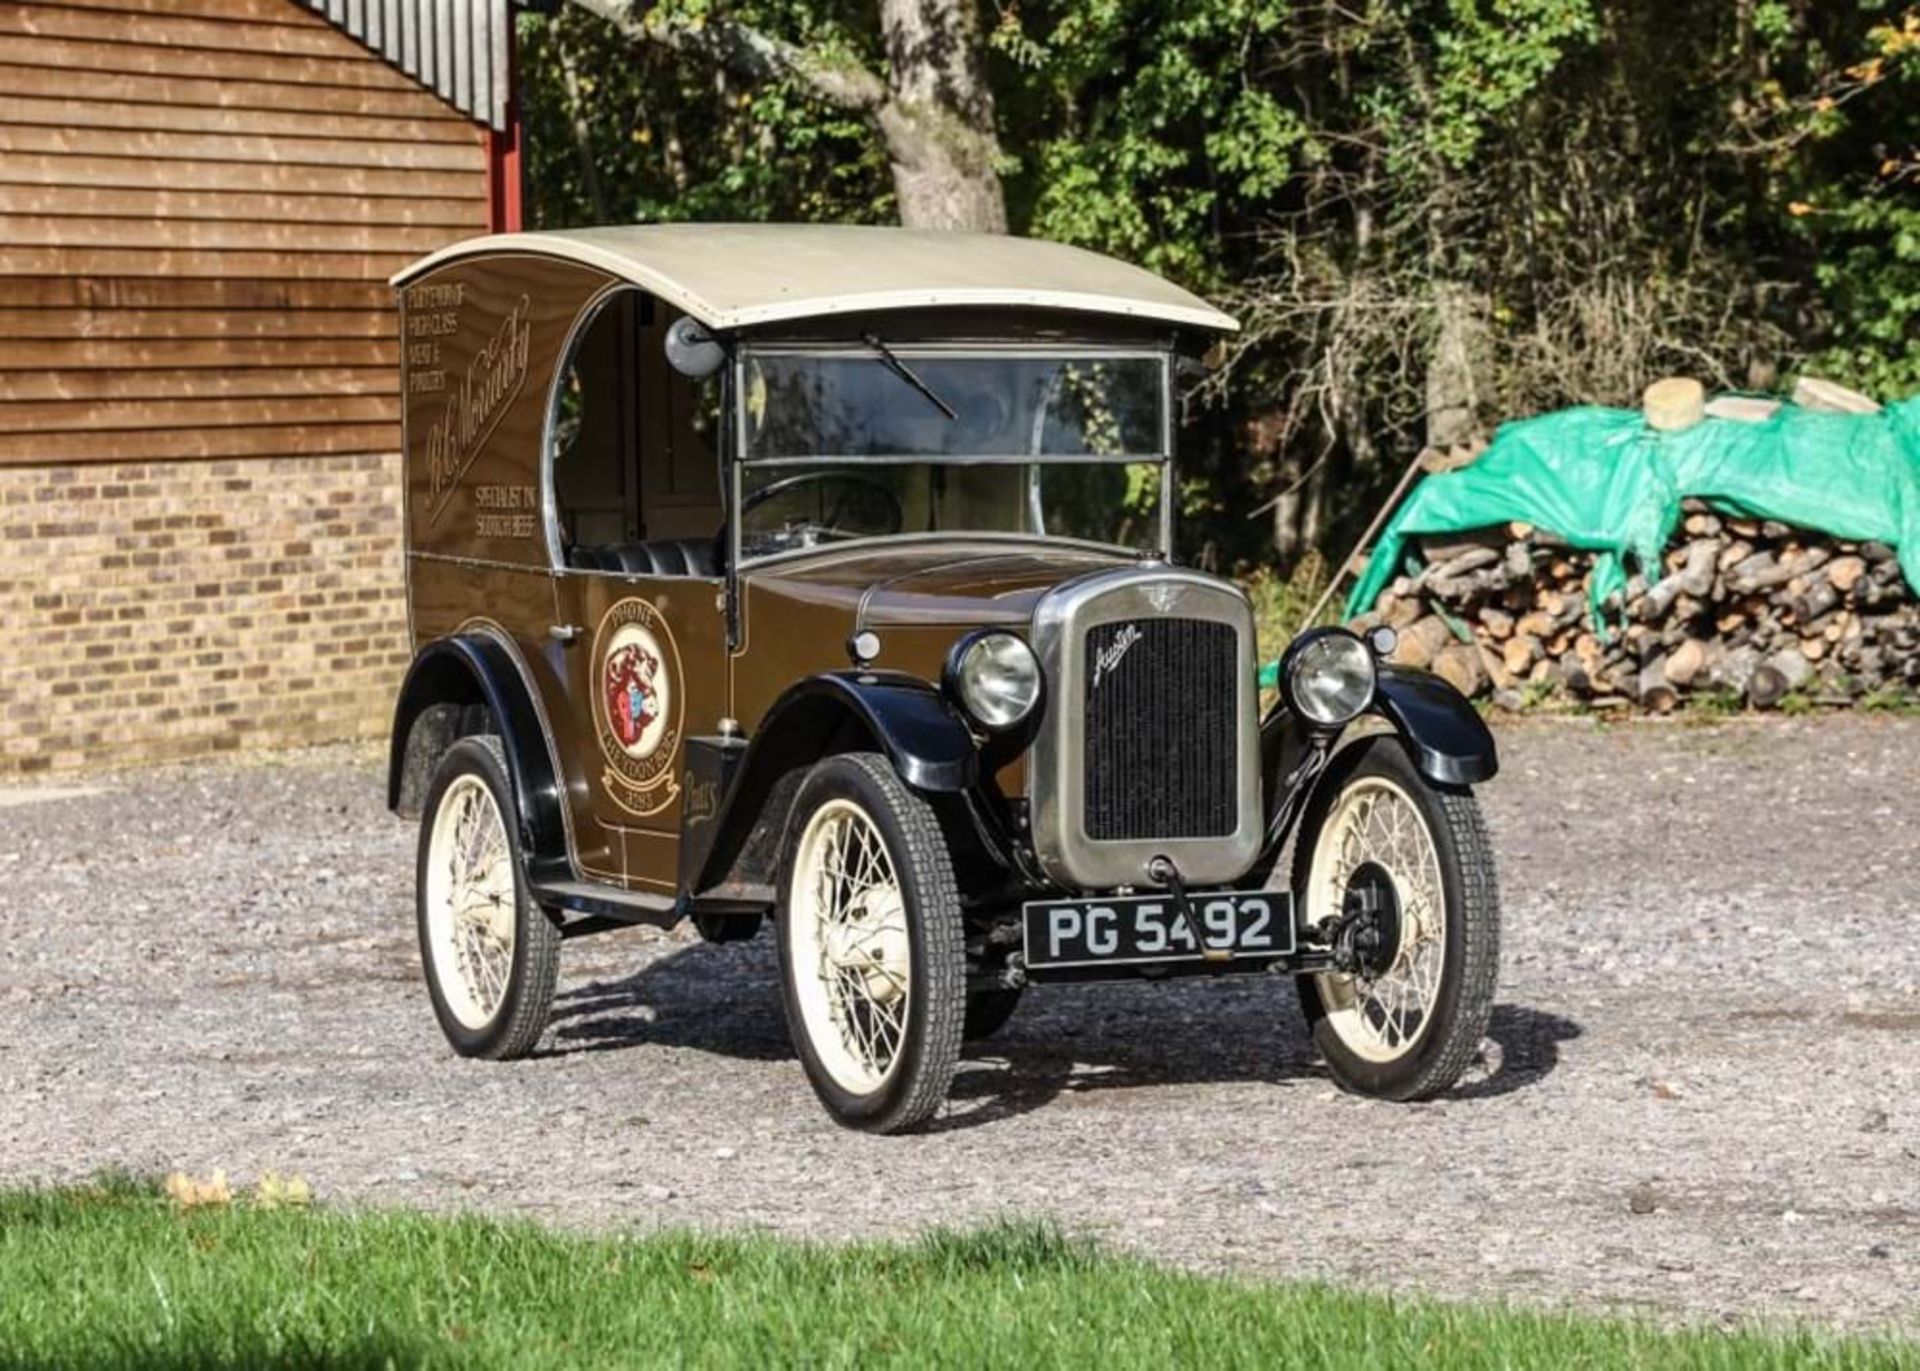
531 878 683 936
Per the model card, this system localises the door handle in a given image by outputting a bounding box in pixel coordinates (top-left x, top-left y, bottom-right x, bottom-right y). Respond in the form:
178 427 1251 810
549 623 582 644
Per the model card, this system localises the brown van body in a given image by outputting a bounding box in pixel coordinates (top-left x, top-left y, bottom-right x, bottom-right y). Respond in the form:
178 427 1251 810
387 227 1495 938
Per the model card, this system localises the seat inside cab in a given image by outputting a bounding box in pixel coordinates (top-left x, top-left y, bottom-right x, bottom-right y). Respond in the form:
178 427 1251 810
550 290 724 577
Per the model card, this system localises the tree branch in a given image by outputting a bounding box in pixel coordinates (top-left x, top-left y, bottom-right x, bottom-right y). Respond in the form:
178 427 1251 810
566 0 888 112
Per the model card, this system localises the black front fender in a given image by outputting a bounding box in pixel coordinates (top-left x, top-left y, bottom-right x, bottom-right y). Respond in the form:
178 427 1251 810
1370 665 1498 786
685 671 979 897
782 671 980 793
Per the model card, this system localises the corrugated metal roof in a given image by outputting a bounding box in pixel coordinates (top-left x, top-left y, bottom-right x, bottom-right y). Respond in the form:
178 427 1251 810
296 0 514 130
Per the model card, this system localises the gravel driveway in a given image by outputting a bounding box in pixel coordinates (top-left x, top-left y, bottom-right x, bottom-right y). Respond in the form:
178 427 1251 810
2 717 1916 1333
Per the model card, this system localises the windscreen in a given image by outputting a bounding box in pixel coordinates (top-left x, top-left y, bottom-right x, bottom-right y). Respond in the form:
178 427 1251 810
741 350 1166 461
732 347 1170 561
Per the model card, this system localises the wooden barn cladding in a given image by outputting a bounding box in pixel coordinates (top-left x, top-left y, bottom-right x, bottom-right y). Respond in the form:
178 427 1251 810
0 0 496 467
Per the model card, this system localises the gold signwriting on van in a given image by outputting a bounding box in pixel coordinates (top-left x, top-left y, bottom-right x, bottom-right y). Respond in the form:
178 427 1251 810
423 292 532 528
473 483 539 540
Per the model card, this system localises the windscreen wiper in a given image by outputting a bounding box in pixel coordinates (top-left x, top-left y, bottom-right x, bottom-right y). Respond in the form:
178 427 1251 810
860 332 956 421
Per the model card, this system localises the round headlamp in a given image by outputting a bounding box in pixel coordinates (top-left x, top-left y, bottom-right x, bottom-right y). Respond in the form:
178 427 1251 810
945 631 1042 731
1283 628 1376 727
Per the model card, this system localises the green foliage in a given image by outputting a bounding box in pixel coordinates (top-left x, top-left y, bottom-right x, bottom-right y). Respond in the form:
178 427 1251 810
991 0 1302 283
1778 690 1817 717
1514 676 1562 711
1860 685 1920 714
1810 200 1920 398
517 2 893 229
1689 686 1747 718
1425 0 1601 167
1 1180 1911 1369
1245 547 1330 669
521 0 1920 578
1789 12 1920 396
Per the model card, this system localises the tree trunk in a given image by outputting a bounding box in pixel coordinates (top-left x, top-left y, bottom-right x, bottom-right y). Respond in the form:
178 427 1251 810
1426 280 1486 450
566 0 1007 234
875 0 1006 231
1270 453 1305 562
558 47 609 221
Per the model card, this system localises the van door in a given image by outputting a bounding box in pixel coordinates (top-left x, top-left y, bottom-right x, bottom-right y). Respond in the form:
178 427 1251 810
542 290 729 893
552 568 726 893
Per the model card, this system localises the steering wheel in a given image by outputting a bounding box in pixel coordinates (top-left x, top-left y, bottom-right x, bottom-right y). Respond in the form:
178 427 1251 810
734 471 904 557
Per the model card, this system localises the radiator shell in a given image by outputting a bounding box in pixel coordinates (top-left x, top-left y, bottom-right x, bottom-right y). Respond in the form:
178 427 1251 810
1027 566 1261 889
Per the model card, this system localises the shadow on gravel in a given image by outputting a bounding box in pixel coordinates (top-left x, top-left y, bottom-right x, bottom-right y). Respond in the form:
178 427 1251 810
933 1002 1582 1130
1453 1004 1584 1101
539 939 1579 1130
540 938 790 1061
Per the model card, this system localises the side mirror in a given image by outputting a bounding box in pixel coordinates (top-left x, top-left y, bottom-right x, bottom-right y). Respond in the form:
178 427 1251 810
664 316 725 379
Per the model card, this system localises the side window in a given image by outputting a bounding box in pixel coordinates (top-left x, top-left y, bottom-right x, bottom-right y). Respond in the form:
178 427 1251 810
550 294 634 561
548 291 722 574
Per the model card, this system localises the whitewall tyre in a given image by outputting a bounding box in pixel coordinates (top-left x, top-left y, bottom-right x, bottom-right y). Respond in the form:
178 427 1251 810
1291 735 1499 1100
776 752 965 1134
416 735 560 1061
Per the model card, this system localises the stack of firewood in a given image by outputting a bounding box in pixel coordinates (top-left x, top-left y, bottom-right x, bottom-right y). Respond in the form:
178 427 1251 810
1351 500 1918 710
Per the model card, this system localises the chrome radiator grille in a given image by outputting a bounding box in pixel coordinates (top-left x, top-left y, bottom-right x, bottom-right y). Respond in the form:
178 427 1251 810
1082 618 1238 840
1027 567 1261 890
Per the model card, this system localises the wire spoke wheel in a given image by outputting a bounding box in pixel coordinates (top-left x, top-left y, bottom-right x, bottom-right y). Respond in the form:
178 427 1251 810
1307 777 1447 1063
1289 737 1500 1101
424 774 517 1030
414 735 559 1061
789 798 914 1094
776 753 964 1133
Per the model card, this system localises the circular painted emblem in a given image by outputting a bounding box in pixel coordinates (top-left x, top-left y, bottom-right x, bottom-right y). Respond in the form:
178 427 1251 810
590 598 683 817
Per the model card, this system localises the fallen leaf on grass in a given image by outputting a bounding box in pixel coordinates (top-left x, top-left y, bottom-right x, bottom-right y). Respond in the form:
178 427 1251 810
165 1171 233 1210
255 1172 314 1210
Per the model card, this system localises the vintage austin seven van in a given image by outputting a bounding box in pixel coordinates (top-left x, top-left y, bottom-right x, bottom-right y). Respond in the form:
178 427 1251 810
386 225 1499 1132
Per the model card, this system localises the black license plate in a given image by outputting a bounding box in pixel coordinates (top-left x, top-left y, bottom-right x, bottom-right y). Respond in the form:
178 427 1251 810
1022 891 1295 970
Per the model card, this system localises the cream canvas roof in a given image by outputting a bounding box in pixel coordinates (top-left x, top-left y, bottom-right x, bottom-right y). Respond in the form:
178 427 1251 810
393 224 1238 333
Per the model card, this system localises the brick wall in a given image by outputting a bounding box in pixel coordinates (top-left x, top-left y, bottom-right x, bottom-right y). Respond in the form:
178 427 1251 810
0 0 494 776
0 452 409 775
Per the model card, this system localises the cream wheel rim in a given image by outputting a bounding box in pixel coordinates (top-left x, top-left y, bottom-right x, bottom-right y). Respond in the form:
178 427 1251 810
1305 775 1447 1063
788 797 912 1095
424 774 516 1031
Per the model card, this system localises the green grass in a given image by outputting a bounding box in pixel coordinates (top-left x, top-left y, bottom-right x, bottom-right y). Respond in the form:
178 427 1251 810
1860 687 1920 715
0 1178 1912 1369
1244 551 1334 661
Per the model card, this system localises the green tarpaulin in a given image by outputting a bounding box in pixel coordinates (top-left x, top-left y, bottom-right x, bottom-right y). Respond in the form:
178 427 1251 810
1346 397 1920 622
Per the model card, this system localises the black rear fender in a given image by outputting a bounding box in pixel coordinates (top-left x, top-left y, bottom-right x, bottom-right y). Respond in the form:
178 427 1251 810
388 635 572 884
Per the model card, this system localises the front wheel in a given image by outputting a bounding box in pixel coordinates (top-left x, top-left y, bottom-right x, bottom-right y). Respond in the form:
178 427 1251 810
776 753 965 1134
1291 735 1499 1100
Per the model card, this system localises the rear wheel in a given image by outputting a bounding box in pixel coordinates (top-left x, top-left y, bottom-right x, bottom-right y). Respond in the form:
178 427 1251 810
416 736 559 1061
1291 736 1498 1100
776 753 965 1133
